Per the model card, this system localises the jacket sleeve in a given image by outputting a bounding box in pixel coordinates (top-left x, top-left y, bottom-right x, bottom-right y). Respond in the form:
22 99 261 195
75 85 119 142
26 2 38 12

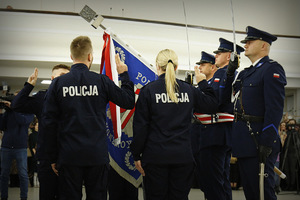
220 72 235 105
261 63 286 147
11 82 39 115
193 80 218 114
130 87 150 161
104 72 135 109
41 80 60 163
12 112 34 126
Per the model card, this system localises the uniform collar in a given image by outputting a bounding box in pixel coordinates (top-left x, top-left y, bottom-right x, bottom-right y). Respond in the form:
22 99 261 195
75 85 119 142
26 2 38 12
71 63 90 71
207 78 213 84
252 56 269 68
222 65 228 70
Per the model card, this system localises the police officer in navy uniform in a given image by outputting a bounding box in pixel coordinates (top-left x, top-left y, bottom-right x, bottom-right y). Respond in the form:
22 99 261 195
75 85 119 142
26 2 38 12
42 36 135 200
190 51 217 190
190 51 217 158
225 26 287 200
11 65 70 200
193 40 244 200
130 49 218 200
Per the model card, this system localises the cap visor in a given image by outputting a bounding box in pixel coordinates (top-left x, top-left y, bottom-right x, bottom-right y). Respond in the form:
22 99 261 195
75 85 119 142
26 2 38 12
197 61 212 65
241 39 250 43
213 49 231 54
241 36 260 43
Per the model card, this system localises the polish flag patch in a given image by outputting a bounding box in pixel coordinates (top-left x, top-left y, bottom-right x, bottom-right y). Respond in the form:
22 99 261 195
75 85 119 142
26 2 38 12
273 73 280 78
214 78 220 82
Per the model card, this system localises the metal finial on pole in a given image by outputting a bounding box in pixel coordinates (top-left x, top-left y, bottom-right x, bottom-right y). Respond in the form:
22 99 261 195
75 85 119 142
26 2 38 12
230 0 237 61
79 5 105 30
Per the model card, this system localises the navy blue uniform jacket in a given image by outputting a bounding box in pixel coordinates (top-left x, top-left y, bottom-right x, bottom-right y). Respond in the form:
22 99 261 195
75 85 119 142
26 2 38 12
42 64 135 166
0 109 34 149
224 56 286 157
197 65 234 149
11 82 47 159
130 74 218 164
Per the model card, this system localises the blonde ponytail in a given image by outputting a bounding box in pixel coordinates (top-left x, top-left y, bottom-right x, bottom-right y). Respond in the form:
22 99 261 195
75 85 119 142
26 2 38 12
156 49 179 103
165 61 178 103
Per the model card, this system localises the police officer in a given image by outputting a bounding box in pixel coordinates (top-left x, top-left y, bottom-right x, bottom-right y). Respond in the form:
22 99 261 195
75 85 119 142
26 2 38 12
190 51 217 157
226 26 287 200
193 41 244 200
189 51 217 190
130 49 218 200
42 36 135 200
11 65 70 200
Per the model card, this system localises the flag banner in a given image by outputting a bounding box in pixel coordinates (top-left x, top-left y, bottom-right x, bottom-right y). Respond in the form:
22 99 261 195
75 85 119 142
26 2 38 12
101 29 157 187
101 30 122 144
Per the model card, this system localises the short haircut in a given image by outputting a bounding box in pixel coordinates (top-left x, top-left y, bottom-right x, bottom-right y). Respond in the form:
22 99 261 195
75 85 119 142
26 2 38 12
70 36 93 61
52 64 71 72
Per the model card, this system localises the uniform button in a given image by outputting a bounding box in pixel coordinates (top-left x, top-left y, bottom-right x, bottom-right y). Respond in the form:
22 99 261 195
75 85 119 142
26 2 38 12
274 140 276 143
256 132 259 134
250 84 252 86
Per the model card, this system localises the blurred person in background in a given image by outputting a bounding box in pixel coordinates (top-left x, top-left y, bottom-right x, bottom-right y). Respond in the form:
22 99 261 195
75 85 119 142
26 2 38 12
0 92 34 200
28 117 39 187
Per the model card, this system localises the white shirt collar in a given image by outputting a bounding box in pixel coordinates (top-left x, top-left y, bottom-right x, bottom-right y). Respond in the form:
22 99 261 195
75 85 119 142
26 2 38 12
252 57 264 67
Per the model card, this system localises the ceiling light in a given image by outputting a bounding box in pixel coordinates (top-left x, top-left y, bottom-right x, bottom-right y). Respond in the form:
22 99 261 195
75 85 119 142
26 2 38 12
41 80 52 84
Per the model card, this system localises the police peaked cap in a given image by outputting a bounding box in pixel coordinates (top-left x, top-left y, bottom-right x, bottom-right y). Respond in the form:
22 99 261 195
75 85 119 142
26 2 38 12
241 26 277 45
213 38 244 55
196 51 215 65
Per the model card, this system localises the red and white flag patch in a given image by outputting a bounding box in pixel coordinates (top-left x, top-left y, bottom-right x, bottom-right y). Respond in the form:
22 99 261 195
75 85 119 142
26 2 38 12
214 78 220 82
273 73 280 78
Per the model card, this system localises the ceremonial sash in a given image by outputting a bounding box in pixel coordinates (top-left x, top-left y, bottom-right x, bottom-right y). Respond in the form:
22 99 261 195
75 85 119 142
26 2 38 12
194 112 234 124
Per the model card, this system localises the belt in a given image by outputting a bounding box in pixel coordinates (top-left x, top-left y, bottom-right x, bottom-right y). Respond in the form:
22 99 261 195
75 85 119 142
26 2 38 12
194 113 234 124
234 112 264 123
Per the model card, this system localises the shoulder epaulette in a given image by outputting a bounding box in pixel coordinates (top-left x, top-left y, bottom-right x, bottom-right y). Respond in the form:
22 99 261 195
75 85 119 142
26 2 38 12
269 59 278 64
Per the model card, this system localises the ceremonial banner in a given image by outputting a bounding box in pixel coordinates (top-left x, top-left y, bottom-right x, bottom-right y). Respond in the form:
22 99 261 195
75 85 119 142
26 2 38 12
101 29 157 187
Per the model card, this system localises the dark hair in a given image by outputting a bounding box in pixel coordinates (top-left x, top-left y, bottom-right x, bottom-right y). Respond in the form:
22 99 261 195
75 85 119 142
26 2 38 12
287 119 296 125
52 64 71 72
29 116 38 129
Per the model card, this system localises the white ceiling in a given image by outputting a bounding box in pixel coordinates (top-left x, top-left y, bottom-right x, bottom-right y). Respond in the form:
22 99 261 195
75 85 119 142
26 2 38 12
0 0 300 94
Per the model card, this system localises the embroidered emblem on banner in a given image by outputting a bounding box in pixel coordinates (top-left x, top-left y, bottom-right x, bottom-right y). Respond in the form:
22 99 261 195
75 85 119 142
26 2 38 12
115 46 126 62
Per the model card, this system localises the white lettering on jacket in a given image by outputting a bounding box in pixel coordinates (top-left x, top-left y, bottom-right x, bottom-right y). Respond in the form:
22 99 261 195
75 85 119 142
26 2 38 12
62 85 99 97
155 92 190 103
